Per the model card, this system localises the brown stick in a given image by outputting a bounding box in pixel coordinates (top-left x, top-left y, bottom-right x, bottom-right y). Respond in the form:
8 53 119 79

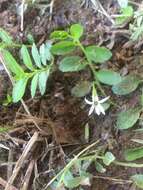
21 159 35 190
4 132 39 190
0 177 18 190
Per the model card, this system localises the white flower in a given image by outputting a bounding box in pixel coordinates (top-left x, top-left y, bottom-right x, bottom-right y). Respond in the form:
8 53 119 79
85 95 110 116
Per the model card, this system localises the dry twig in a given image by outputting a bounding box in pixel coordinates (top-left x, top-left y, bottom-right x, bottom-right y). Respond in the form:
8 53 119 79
4 132 39 190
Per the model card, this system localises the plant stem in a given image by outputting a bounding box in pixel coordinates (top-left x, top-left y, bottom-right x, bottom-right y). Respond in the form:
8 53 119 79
77 41 106 96
114 161 143 168
43 139 100 189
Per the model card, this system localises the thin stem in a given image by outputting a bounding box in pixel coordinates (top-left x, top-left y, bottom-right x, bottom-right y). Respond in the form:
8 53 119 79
43 139 100 189
93 175 132 184
77 41 106 96
114 161 143 168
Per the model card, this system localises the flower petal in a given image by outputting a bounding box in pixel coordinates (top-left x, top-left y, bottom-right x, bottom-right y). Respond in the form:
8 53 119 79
99 96 110 104
95 106 101 115
85 98 93 105
88 104 95 115
98 104 105 115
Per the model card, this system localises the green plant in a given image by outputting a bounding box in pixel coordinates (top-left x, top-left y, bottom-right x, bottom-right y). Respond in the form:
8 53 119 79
130 7 143 41
0 24 143 119
0 29 53 102
43 140 143 190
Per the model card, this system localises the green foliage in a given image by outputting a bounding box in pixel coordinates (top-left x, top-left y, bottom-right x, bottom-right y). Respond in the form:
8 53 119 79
50 30 69 40
59 56 87 72
116 107 141 129
130 9 143 41
95 161 106 173
70 23 84 40
2 42 53 102
32 43 42 68
116 6 133 25
21 45 34 71
13 77 29 102
51 41 75 55
2 50 25 76
85 46 112 64
3 94 12 106
103 152 115 166
131 174 143 189
31 73 39 98
112 75 141 95
0 28 13 44
96 70 122 86
124 146 143 161
71 81 92 97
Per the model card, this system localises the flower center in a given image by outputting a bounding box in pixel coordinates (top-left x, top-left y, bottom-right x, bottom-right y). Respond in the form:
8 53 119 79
94 101 98 106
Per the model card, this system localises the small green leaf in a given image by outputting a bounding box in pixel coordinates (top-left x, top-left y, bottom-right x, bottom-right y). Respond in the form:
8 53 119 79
38 70 49 95
70 24 84 40
51 41 75 55
12 77 28 102
71 81 92 97
31 73 39 98
21 45 34 71
39 44 47 66
2 50 25 76
112 75 141 95
124 147 143 161
0 28 13 44
45 41 52 61
63 175 90 188
131 174 143 189
32 43 42 68
103 152 115 166
3 94 12 106
63 171 74 188
116 6 133 25
85 46 112 63
95 161 106 173
116 107 141 130
96 70 122 86
50 30 69 40
59 56 87 72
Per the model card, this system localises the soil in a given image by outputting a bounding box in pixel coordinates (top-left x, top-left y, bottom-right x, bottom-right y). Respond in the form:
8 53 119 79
0 0 143 190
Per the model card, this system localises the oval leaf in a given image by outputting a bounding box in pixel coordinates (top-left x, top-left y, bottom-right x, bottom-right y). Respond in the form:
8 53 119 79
64 176 90 188
2 50 24 76
103 152 115 166
50 30 69 40
85 46 112 63
116 107 141 130
12 77 28 102
51 41 75 55
112 75 141 95
59 56 86 72
124 147 143 161
21 45 34 71
32 43 42 68
31 73 39 98
70 24 84 40
38 70 49 95
131 174 143 189
96 70 122 86
71 81 92 97
0 28 13 44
